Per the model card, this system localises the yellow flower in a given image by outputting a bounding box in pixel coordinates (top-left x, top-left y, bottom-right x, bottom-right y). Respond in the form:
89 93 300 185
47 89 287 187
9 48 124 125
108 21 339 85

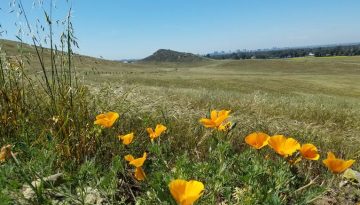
300 143 320 160
94 112 119 128
169 179 205 205
245 132 270 149
0 144 12 163
323 152 355 173
146 124 167 141
199 110 231 131
268 135 300 157
124 154 135 162
218 122 232 132
134 167 146 181
119 132 134 145
124 153 147 181
125 152 147 168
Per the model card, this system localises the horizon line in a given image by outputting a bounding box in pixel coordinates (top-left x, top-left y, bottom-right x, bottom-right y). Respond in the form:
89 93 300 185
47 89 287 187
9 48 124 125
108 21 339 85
1 37 360 61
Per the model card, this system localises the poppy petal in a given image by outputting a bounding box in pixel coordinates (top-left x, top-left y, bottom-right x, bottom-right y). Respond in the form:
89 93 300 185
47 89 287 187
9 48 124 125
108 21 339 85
134 167 146 181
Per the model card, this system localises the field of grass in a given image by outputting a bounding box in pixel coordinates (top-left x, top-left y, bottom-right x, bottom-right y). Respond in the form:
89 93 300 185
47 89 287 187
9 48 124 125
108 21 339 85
88 57 360 168
1 37 360 205
83 57 360 157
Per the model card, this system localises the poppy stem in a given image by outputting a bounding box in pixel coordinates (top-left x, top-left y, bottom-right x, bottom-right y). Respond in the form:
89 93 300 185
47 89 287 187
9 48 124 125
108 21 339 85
120 163 136 202
294 176 318 193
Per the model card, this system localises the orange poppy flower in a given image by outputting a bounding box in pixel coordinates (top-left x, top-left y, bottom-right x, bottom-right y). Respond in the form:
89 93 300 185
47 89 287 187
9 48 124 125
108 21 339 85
134 167 146 181
245 132 270 149
119 132 134 145
218 122 232 132
323 152 355 173
169 179 205 205
94 112 119 128
268 135 300 157
300 144 320 160
125 152 147 168
146 124 167 141
124 153 147 181
124 154 135 162
199 110 231 131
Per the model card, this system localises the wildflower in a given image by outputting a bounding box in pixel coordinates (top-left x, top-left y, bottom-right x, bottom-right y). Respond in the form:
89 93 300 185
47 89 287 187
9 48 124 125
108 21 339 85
199 110 231 131
94 112 119 128
218 122 232 132
169 179 204 205
323 152 355 173
119 132 134 145
52 116 60 124
0 144 12 163
268 135 300 157
134 167 146 181
124 153 147 180
125 152 147 168
124 154 135 162
300 144 320 160
245 132 270 149
146 124 167 141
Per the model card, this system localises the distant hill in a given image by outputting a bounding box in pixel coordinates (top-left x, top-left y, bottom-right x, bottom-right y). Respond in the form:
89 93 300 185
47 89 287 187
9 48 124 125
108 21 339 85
142 49 209 63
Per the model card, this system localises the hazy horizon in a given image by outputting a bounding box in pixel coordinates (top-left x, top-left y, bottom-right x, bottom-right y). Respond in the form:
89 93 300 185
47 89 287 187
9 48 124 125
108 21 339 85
1 0 360 60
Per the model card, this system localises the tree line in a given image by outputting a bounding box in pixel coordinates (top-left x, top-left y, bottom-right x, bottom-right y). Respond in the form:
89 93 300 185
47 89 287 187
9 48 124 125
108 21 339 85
205 44 360 59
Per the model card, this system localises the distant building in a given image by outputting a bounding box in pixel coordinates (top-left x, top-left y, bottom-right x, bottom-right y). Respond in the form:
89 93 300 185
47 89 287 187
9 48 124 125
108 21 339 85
308 52 315 57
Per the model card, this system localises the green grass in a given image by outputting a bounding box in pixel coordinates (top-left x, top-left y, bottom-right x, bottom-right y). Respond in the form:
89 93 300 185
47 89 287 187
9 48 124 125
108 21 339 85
1 38 360 204
82 55 360 204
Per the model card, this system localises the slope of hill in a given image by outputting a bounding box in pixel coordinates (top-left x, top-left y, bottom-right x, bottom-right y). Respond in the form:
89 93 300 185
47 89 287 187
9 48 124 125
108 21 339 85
142 49 209 63
0 38 129 73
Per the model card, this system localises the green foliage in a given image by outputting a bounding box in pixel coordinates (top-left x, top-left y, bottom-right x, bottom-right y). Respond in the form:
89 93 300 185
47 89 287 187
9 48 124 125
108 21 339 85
134 140 325 205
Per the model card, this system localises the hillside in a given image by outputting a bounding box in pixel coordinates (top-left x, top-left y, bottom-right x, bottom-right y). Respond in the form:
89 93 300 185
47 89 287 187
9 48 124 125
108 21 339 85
0 38 128 73
142 49 209 63
0 39 211 72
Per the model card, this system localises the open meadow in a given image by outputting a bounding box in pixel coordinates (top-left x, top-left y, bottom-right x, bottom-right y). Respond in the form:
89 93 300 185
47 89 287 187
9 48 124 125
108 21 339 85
83 56 360 160
2 36 359 204
2 0 360 203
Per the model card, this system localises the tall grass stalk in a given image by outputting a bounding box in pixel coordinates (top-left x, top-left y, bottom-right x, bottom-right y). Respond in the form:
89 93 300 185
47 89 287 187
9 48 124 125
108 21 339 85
0 0 93 164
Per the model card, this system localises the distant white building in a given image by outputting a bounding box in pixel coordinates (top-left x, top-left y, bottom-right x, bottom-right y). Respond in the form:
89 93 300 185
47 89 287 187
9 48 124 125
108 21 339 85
308 52 315 57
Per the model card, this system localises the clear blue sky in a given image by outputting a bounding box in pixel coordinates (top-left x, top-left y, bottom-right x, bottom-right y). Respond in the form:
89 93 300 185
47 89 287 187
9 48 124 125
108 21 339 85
1 0 360 59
